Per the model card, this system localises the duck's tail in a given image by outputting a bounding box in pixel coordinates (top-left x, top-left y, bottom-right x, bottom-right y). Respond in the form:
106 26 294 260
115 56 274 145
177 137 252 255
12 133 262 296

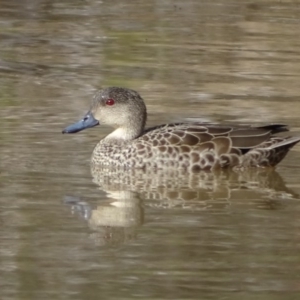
243 135 300 167
268 136 300 150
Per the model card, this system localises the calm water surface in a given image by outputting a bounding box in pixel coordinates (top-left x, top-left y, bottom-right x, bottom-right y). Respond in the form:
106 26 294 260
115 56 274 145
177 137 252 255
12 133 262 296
1 1 300 299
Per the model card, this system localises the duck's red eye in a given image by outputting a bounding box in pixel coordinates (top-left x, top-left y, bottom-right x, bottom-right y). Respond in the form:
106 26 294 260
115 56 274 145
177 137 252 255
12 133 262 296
106 98 115 106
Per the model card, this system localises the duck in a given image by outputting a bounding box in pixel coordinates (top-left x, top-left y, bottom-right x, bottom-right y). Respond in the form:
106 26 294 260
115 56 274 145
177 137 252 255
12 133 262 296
62 87 300 171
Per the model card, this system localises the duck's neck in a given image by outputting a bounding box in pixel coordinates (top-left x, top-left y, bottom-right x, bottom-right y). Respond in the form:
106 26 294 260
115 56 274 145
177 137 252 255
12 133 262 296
104 126 143 143
103 109 147 144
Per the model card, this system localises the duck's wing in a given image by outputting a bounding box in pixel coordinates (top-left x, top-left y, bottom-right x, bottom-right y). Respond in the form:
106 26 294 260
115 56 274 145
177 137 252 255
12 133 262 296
141 123 288 153
137 123 299 169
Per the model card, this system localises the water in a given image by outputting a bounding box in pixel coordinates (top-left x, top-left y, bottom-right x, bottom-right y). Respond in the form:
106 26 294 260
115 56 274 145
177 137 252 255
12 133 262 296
1 1 300 299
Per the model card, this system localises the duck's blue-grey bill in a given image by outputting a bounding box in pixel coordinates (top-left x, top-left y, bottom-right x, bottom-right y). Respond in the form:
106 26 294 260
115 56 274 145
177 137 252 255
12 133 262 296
62 112 99 134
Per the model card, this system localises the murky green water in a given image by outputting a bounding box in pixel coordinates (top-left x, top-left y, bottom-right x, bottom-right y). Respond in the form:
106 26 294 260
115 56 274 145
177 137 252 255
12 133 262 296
1 1 300 299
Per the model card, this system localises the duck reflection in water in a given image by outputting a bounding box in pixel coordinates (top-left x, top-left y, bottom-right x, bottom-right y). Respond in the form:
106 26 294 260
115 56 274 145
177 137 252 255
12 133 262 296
65 167 298 246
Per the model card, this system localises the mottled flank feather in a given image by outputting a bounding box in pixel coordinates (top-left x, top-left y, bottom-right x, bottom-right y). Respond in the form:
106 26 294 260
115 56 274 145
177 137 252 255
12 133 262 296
63 87 300 171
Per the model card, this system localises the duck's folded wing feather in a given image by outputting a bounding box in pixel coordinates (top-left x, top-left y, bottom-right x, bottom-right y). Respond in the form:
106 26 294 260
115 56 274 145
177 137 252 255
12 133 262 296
141 123 289 152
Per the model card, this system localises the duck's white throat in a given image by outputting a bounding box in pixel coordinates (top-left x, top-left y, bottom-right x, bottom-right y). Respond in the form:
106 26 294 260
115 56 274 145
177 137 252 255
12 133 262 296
105 127 138 142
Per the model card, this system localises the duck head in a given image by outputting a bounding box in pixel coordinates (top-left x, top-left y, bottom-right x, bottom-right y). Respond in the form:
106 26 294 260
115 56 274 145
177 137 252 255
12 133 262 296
62 87 147 141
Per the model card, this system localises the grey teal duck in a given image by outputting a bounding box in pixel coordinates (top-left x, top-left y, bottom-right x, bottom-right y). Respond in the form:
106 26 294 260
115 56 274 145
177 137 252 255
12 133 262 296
62 87 300 171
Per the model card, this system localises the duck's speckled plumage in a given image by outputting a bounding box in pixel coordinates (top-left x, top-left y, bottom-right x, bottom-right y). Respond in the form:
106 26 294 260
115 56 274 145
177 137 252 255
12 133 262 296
63 87 300 171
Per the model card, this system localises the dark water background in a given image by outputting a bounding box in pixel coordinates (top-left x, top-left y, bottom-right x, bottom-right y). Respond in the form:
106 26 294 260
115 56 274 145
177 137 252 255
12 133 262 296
1 1 300 299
